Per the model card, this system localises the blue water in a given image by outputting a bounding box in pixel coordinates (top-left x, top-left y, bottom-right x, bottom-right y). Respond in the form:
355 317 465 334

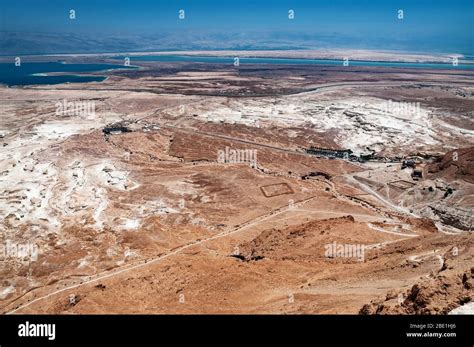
0 62 132 86
119 55 474 70
2 56 472 87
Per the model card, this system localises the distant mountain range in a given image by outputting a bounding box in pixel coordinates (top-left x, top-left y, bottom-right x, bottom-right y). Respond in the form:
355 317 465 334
0 30 468 56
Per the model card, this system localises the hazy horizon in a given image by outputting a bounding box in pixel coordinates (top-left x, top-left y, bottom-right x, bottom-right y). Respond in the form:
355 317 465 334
1 0 473 55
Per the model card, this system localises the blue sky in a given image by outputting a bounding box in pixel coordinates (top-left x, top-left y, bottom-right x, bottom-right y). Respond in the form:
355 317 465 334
1 0 473 54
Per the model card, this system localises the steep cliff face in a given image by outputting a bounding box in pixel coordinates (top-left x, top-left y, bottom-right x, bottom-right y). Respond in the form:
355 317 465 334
428 147 474 184
360 239 474 315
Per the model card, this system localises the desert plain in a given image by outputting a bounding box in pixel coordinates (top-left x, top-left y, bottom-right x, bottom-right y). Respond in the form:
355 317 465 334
0 52 473 314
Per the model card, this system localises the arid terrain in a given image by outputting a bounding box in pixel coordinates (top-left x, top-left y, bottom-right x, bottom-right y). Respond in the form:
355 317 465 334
0 55 473 314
